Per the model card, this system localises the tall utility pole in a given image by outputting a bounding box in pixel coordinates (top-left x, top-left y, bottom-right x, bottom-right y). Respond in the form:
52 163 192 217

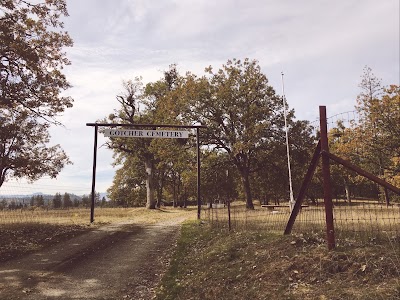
281 72 295 211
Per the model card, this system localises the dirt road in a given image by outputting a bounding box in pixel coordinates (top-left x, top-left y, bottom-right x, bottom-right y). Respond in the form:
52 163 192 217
0 218 186 300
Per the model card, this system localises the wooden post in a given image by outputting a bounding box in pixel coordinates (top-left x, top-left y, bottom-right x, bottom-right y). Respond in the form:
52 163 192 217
319 106 335 250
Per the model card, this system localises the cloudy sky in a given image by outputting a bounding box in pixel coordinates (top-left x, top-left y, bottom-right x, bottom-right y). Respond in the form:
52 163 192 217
2 0 399 196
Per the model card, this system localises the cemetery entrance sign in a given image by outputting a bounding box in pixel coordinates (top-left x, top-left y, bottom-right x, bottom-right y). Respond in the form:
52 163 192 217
86 123 206 223
103 129 190 139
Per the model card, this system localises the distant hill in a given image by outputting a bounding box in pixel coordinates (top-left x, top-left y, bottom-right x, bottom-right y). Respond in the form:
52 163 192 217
0 192 109 204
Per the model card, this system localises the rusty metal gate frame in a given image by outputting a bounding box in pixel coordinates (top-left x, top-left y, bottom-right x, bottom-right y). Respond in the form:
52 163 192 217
284 106 400 250
86 122 207 223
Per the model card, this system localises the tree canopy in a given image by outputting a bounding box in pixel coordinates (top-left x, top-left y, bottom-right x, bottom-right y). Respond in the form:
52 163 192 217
104 61 400 209
1 0 73 119
328 67 400 202
104 59 315 209
178 58 314 208
0 0 73 187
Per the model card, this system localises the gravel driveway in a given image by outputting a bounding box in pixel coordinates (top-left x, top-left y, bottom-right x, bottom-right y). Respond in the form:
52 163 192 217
0 218 186 300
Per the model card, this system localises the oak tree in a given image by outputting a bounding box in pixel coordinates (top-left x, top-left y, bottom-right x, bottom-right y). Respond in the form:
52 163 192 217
0 0 73 187
355 67 399 202
105 66 194 209
180 58 292 209
0 109 70 187
104 78 158 209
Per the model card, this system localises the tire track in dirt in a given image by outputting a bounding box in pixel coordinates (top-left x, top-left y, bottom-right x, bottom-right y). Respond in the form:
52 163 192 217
0 217 187 300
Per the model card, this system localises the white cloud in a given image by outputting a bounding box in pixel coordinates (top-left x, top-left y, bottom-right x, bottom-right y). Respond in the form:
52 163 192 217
5 0 397 195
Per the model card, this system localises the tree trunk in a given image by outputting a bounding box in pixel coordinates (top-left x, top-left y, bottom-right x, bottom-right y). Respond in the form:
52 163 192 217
177 174 181 207
344 180 351 204
233 157 254 209
173 175 177 207
144 157 156 209
240 170 254 209
156 175 163 208
0 167 7 188
263 194 269 205
378 158 390 205
183 186 187 208
384 187 390 206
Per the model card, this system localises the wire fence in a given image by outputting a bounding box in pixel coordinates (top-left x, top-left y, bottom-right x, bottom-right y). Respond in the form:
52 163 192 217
0 181 91 198
309 109 361 135
203 201 400 243
0 207 93 224
0 181 92 210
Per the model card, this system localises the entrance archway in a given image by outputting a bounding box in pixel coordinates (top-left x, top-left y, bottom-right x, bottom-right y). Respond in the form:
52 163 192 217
86 123 206 222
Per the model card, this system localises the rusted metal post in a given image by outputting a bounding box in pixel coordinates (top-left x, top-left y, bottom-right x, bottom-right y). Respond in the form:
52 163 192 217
90 124 98 223
227 200 231 231
284 140 321 234
322 151 400 196
86 123 206 221
196 127 201 220
319 106 335 250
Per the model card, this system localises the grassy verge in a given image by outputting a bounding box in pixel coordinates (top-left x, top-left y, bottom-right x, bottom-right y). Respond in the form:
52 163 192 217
156 221 400 300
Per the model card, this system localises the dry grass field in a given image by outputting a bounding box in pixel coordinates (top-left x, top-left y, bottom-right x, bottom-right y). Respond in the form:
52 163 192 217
0 206 198 225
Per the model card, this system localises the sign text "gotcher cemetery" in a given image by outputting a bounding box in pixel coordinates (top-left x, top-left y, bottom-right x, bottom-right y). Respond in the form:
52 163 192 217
103 129 189 139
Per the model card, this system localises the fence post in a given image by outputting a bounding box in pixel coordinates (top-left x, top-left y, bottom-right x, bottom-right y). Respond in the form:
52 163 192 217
196 127 201 220
227 200 231 231
319 106 335 250
90 124 98 223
